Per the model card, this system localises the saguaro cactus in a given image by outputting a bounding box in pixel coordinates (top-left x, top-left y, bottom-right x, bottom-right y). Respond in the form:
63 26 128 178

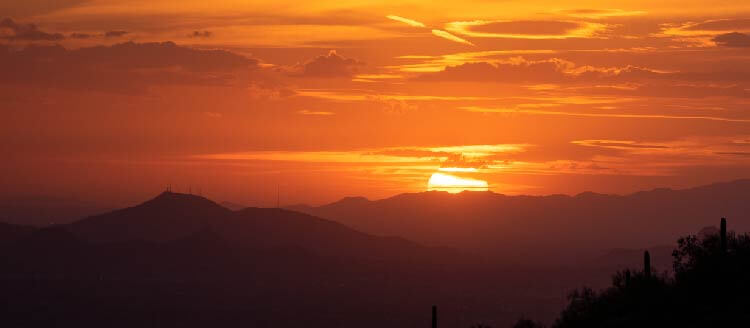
625 269 631 287
432 305 437 328
721 218 727 253
644 251 651 278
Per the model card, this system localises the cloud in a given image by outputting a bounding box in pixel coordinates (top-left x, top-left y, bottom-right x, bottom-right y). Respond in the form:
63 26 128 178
382 15 474 46
572 140 669 150
684 19 750 32
461 106 750 123
431 29 475 46
104 30 128 38
661 19 750 38
715 152 750 157
297 110 334 116
558 9 646 19
69 32 91 39
292 50 365 78
0 1 89 17
386 15 425 28
0 41 269 93
412 56 750 87
445 20 609 39
0 17 64 41
418 59 566 82
189 30 213 38
713 32 750 47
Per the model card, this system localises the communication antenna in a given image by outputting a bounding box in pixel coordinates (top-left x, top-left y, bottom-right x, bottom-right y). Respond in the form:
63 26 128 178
276 183 280 209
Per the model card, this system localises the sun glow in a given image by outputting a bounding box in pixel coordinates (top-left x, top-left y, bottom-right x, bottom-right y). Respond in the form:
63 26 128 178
427 172 489 193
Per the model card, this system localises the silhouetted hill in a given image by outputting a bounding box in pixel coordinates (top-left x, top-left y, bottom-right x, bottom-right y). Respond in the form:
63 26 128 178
0 195 112 226
219 200 247 211
3 187 744 327
68 192 233 242
0 191 595 327
291 179 750 262
0 221 36 244
64 192 432 261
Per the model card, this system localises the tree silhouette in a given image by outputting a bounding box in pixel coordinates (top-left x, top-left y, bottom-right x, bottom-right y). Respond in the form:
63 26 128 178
550 218 750 327
511 318 545 328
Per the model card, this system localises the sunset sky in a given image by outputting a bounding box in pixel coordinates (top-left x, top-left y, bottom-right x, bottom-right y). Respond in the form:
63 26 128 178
2 1 750 206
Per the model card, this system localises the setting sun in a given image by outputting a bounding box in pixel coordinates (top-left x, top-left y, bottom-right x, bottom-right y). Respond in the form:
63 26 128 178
427 172 489 193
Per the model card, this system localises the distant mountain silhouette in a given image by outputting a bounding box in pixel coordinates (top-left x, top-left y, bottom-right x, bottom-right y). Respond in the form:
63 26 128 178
219 200 248 211
2 185 746 327
64 191 434 260
3 192 526 328
0 195 112 226
290 179 750 262
68 192 232 242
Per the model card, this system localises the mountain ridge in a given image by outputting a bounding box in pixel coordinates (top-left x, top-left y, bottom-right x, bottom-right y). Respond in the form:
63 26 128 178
289 179 750 262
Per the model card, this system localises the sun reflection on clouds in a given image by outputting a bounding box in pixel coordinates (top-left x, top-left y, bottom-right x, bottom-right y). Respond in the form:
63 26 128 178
427 172 489 193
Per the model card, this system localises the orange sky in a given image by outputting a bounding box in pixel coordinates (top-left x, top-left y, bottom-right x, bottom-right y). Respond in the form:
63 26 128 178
2 1 750 206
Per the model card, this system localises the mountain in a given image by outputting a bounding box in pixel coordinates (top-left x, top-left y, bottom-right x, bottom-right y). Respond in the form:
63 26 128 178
2 185 742 327
67 192 232 242
0 191 618 327
219 200 247 211
0 195 112 226
289 179 750 262
65 191 434 260
4 192 531 328
0 221 36 244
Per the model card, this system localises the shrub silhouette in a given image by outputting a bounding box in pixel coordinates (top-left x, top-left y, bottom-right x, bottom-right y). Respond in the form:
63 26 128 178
551 219 750 328
511 318 545 328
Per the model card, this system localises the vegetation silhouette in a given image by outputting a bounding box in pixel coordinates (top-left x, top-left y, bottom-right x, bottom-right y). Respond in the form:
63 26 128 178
547 218 750 328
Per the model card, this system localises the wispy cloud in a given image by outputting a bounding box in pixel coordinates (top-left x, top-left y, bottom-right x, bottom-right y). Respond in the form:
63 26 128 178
444 20 610 39
431 29 475 46
571 140 668 150
461 106 750 123
558 9 646 19
298 110 334 116
296 89 497 102
386 15 426 28
384 15 474 46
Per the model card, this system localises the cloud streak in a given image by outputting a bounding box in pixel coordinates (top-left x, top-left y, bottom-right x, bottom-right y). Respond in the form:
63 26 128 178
444 20 609 39
384 15 474 46
461 106 750 123
431 29 475 46
0 17 64 41
386 15 426 27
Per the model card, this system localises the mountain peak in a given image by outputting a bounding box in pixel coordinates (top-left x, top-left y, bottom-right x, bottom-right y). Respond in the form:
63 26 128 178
141 191 226 211
67 191 231 243
338 196 369 203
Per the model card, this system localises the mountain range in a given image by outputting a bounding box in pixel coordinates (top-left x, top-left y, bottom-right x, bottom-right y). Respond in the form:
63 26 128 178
2 180 748 327
0 191 547 327
289 179 750 262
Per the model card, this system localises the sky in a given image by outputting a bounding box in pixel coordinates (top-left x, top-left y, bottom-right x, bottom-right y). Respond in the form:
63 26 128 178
1 0 750 206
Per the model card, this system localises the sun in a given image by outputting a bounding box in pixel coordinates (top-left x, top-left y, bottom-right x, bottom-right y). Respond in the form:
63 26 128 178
427 172 489 193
